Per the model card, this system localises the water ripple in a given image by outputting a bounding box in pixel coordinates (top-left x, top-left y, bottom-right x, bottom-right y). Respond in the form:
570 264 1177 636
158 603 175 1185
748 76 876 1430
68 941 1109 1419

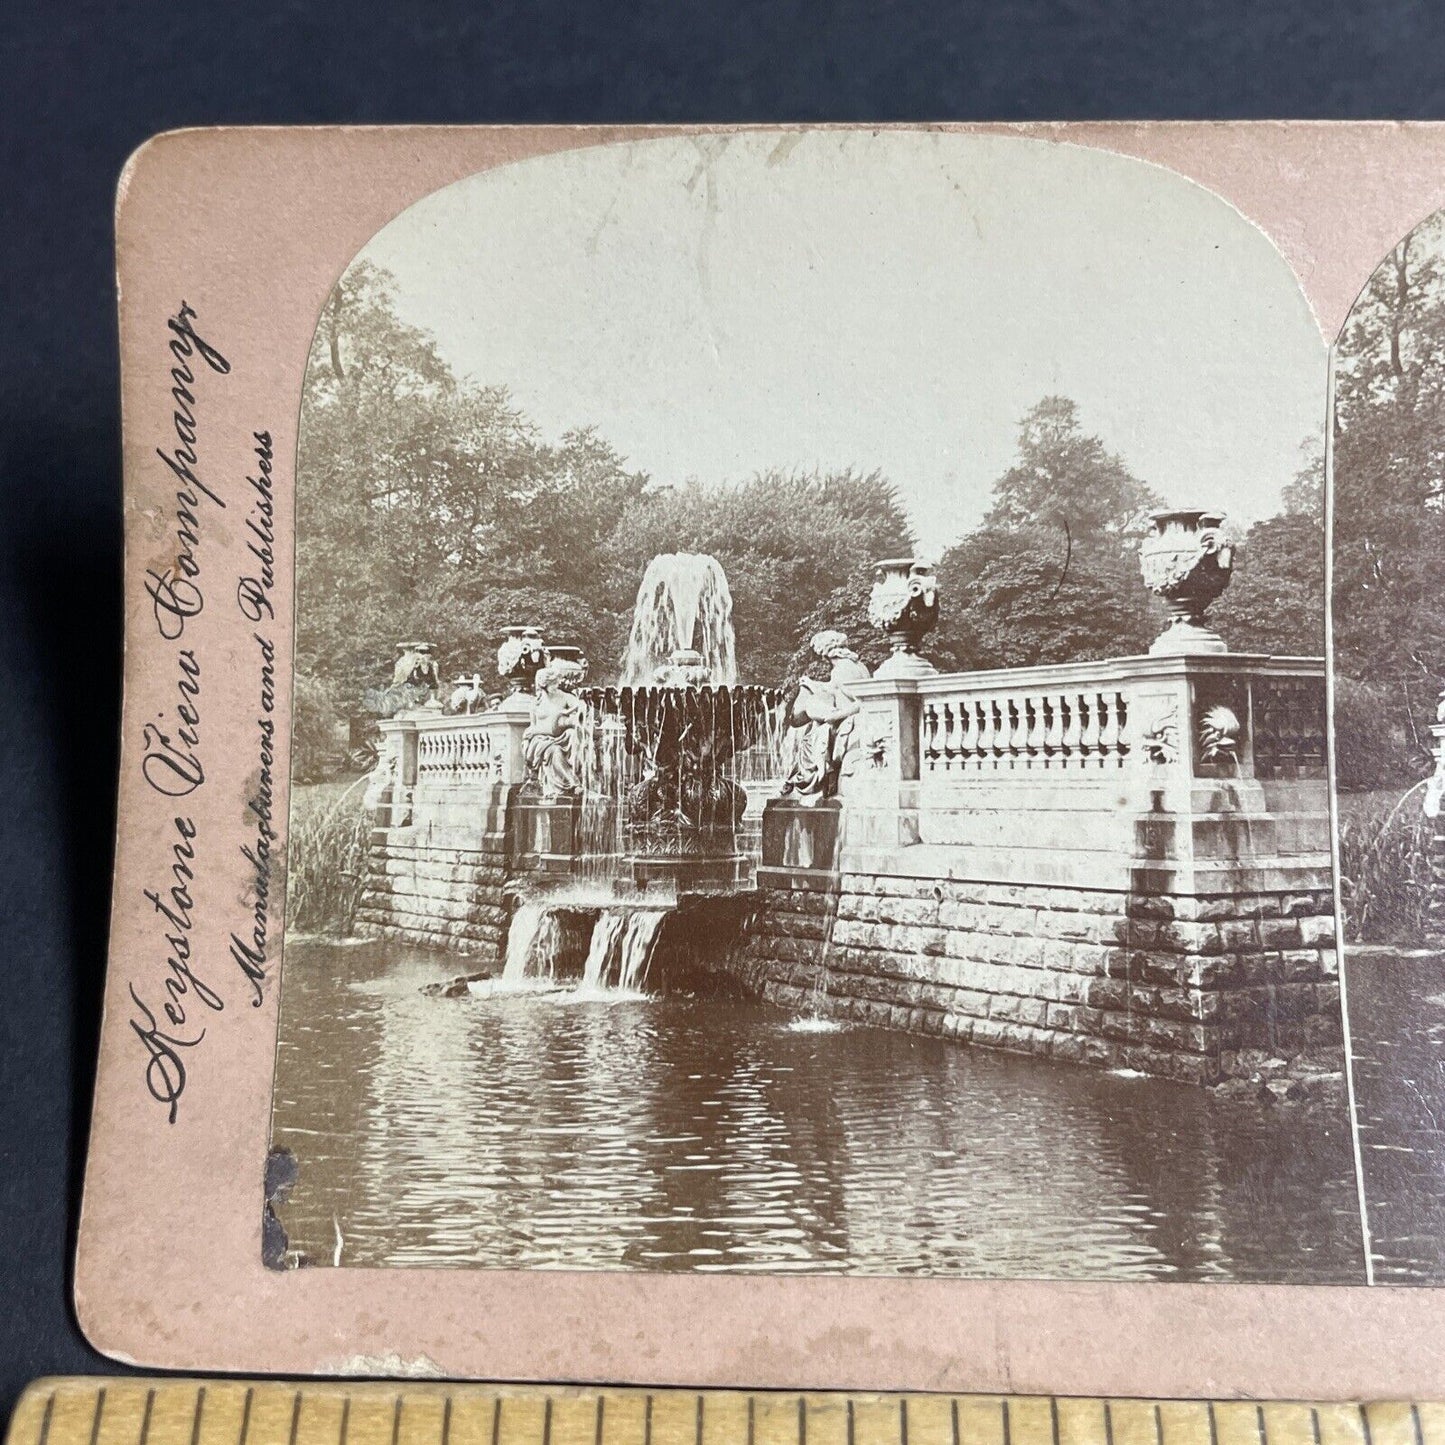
270 938 1363 1280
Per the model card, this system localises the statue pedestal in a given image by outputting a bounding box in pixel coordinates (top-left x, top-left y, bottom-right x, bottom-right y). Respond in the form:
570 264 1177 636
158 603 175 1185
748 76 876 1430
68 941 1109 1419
757 798 844 891
1149 619 1228 656
873 651 938 680
515 795 581 874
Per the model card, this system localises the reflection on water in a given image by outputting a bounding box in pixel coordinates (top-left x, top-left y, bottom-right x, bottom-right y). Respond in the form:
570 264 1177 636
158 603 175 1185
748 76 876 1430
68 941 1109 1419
1345 950 1445 1283
270 938 1364 1280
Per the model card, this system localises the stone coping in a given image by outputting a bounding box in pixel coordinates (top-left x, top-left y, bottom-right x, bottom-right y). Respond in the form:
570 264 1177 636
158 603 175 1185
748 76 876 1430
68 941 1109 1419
846 651 1325 699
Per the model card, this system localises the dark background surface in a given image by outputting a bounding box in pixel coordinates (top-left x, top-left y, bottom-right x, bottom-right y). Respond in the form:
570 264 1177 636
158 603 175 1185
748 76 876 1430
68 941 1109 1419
3 0 1445 1418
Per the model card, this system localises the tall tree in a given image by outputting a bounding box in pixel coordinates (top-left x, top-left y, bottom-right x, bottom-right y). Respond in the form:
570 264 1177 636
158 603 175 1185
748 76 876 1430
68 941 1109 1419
987 395 1159 535
1211 436 1326 658
1332 216 1445 785
933 397 1161 668
296 263 647 709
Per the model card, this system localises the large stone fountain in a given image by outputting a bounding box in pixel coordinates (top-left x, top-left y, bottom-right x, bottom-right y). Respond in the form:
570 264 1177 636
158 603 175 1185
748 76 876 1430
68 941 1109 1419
516 554 784 890
358 523 1343 1089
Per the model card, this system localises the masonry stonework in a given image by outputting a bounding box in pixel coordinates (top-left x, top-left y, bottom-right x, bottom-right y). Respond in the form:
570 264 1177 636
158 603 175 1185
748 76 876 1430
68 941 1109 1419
353 651 1342 1089
736 874 1340 1086
356 827 511 962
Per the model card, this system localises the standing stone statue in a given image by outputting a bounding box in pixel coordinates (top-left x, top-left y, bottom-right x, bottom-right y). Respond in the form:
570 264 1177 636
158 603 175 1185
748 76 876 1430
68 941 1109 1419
781 630 871 805
523 660 588 800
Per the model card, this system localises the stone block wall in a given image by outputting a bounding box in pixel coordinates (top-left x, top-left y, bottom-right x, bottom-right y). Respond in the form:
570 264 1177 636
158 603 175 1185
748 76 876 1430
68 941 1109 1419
355 825 511 962
735 874 1341 1084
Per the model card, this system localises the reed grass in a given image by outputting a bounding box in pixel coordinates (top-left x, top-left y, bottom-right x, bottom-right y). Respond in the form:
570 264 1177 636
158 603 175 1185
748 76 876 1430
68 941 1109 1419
1337 785 1433 946
286 778 370 936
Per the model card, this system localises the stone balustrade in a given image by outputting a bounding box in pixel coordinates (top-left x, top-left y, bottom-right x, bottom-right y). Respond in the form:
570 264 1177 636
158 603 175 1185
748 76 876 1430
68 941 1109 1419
416 717 501 784
358 650 1341 1085
805 653 1328 893
745 650 1339 1084
899 653 1325 785
920 677 1132 774
367 707 529 829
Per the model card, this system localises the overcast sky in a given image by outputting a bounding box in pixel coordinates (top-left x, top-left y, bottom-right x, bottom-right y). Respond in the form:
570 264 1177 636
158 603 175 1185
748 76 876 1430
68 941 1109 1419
358 130 1326 545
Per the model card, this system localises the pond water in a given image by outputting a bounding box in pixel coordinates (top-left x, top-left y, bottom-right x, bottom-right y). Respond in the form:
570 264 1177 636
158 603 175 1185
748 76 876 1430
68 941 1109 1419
270 937 1365 1281
1344 948 1445 1283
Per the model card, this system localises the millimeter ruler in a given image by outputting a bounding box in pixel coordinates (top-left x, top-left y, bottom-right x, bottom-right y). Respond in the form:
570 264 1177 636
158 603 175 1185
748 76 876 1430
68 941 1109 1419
5 1382 1442 1445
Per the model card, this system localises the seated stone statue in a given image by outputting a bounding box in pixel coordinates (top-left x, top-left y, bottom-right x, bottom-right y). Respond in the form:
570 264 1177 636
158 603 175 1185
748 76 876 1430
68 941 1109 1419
781 630 871 805
523 661 588 799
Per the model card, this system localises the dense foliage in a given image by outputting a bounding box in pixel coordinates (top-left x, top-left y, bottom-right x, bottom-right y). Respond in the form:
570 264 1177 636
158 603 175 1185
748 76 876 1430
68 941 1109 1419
1333 217 1445 791
296 263 1324 739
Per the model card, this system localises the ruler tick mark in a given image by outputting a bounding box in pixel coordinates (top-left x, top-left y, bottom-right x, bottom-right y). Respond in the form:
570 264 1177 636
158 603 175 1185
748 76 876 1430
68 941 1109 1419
696 1395 704 1445
1104 1402 1114 1445
289 1392 302 1445
544 1398 553 1445
90 1390 107 1445
189 1381 206 1445
1256 1405 1266 1445
1413 1405 1426 1445
139 1390 156 1445
1155 1404 1164 1445
340 1398 351 1445
747 1398 755 1445
37 1392 55 1445
845 1399 852 1445
441 1398 452 1445
238 1390 253 1445
1208 1403 1219 1445
594 1397 604 1445
646 1397 654 1445
951 1401 960 1445
1005 1400 1014 1445
1310 1411 1321 1445
1362 1406 1375 1445
392 1397 403 1445
1052 1400 1061 1445
801 1398 809 1445
492 1398 502 1445
901 1398 909 1445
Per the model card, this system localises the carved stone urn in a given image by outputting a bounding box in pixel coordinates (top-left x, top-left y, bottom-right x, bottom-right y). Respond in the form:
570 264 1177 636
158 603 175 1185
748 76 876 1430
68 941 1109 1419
391 640 443 712
1139 509 1234 656
497 626 548 712
545 644 588 682
869 558 939 678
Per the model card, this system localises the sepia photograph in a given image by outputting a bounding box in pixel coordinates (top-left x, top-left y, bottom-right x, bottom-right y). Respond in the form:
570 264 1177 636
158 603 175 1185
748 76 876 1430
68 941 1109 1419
266 131 1363 1282
1331 204 1445 1285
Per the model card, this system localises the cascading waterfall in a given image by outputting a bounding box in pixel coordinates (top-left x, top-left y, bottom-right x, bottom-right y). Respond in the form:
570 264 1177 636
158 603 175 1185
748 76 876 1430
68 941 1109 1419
500 902 563 983
580 909 668 991
580 910 627 989
791 809 855 1034
615 910 666 990
499 903 668 996
620 553 737 685
575 714 628 880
